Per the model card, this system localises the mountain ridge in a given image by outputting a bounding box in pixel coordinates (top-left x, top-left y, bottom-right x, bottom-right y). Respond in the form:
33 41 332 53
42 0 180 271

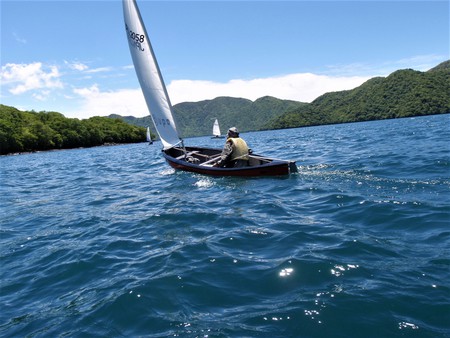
268 60 449 129
116 60 449 136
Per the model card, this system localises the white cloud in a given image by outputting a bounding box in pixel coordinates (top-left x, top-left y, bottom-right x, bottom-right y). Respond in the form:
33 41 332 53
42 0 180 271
63 61 112 74
85 67 113 74
73 84 100 97
32 90 51 101
167 72 372 104
65 61 89 71
63 71 372 119
1 62 63 95
324 54 445 77
63 61 113 75
68 85 147 119
394 54 446 72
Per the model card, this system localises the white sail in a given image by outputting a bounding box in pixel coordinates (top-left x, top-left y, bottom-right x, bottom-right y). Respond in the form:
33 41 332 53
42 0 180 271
212 119 221 137
123 0 181 150
146 126 151 142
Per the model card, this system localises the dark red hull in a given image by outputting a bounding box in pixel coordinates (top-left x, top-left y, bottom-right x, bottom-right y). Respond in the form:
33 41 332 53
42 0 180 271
162 146 297 177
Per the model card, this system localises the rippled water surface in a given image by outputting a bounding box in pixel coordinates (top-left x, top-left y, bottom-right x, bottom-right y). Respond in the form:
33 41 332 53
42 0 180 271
1 115 449 337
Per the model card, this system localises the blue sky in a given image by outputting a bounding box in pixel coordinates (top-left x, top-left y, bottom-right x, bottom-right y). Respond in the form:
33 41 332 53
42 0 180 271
1 0 449 119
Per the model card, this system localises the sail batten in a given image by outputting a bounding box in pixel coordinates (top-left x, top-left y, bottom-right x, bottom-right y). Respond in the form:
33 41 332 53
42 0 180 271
123 0 181 150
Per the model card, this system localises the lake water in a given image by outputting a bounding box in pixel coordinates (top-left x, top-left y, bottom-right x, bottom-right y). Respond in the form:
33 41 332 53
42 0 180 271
1 114 449 337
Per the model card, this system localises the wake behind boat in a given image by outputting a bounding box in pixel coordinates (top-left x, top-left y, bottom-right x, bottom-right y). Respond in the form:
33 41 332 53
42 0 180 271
123 0 297 176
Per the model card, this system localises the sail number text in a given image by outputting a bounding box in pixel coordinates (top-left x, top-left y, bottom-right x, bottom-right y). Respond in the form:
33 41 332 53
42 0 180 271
155 118 171 127
125 24 145 52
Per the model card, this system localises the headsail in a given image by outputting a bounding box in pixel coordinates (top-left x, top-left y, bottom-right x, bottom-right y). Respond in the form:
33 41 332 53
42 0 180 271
212 119 221 137
123 0 181 150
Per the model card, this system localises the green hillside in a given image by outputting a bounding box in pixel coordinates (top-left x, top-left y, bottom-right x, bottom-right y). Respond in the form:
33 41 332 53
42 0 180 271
114 96 306 138
173 96 306 137
0 106 146 155
268 60 450 129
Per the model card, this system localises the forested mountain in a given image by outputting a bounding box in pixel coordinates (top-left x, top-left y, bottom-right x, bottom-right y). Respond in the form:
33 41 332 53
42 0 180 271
115 61 449 136
0 105 146 155
267 60 450 129
2 61 448 155
114 96 306 138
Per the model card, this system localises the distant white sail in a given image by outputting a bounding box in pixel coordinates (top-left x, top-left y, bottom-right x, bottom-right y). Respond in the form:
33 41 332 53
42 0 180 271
146 126 151 142
123 0 181 150
212 119 221 137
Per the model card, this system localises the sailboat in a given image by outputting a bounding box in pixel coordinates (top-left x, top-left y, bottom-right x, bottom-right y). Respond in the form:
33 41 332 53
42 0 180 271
146 126 153 144
123 0 297 177
211 119 224 139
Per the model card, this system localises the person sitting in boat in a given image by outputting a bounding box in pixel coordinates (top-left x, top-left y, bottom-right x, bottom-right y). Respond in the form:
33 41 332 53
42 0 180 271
214 127 250 168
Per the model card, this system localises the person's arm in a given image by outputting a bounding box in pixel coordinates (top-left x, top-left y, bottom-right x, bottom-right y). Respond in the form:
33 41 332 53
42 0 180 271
216 141 233 167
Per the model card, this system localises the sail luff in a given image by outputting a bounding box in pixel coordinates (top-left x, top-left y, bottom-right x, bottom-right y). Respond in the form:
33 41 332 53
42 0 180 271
123 0 181 150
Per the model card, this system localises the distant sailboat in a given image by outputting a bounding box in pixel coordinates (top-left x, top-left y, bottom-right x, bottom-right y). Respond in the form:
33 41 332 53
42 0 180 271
211 119 224 139
146 126 152 144
123 0 297 176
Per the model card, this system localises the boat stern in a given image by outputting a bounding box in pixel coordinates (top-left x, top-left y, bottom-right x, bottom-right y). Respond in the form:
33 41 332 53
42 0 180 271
289 161 298 173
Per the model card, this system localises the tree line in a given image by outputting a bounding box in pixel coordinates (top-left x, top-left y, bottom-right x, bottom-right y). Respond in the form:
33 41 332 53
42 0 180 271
0 105 147 155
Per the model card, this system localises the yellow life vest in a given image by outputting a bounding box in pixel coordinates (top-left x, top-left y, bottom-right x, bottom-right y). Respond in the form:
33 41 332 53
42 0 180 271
228 137 249 161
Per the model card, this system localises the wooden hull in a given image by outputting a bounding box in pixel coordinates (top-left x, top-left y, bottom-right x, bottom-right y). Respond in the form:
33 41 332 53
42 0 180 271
162 146 297 177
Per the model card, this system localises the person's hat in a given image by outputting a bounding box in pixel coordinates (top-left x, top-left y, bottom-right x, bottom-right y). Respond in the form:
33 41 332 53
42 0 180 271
228 127 239 135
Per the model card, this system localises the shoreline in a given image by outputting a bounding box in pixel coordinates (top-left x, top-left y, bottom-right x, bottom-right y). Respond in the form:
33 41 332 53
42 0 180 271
1 142 147 157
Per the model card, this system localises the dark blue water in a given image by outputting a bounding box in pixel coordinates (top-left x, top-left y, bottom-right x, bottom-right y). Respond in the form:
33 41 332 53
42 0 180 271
1 115 449 337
